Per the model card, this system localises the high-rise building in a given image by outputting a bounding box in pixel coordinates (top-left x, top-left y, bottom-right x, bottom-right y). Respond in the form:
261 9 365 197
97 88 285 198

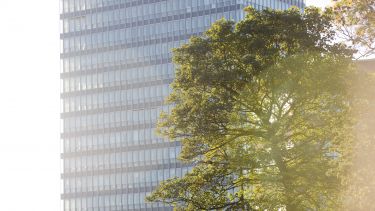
60 1 305 210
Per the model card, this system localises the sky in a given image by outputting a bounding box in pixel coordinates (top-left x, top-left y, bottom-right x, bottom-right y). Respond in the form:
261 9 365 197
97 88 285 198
0 0 61 210
306 0 332 8
0 0 329 210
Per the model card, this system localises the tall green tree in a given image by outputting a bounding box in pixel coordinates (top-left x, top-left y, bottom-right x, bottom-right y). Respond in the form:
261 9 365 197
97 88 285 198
332 0 375 58
148 7 355 210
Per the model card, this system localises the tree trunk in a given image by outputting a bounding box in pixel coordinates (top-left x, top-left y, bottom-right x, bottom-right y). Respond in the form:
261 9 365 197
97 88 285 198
269 135 297 211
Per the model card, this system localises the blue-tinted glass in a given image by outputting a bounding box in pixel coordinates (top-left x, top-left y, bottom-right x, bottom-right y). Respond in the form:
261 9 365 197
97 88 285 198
60 0 306 210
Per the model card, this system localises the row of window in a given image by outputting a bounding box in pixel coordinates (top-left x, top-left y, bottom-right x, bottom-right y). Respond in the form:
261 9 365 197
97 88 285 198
62 0 127 13
63 104 171 133
62 63 173 93
62 1 239 35
61 0 302 21
61 0 232 16
61 0 302 35
62 46 174 73
62 14 223 53
243 0 301 9
64 192 172 211
62 84 171 114
63 128 167 153
64 146 181 173
63 146 181 175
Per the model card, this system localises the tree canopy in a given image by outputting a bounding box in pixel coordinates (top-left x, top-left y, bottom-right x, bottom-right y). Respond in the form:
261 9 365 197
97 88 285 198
147 7 356 210
332 0 375 58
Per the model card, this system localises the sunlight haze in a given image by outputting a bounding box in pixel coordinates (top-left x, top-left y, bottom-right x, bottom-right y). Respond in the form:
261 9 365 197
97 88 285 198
0 0 330 210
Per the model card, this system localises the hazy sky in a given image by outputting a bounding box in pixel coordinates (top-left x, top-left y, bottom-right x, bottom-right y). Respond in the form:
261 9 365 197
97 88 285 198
306 0 332 8
0 0 60 210
0 0 329 210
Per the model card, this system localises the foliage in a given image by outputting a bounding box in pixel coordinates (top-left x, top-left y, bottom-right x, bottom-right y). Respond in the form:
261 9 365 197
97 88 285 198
147 7 355 210
332 0 375 58
340 62 375 210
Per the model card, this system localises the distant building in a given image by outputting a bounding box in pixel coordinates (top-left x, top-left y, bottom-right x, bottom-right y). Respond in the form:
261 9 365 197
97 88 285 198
60 1 305 210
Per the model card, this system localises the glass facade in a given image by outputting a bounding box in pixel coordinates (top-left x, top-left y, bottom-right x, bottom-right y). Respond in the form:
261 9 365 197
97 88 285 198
60 0 305 210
